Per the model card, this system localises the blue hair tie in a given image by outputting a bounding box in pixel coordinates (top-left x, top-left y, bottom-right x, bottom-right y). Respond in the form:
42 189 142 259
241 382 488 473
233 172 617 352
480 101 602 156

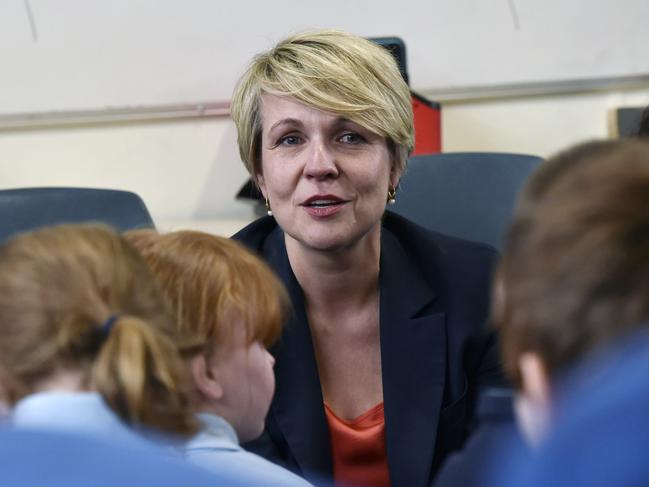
101 315 119 337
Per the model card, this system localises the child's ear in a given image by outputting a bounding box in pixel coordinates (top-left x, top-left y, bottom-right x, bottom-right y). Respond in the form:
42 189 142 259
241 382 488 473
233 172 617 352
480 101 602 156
514 352 552 446
190 354 224 401
519 352 551 406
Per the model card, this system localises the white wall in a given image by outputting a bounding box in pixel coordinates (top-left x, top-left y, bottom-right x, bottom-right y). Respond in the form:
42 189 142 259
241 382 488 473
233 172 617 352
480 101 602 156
4 0 648 114
442 86 649 157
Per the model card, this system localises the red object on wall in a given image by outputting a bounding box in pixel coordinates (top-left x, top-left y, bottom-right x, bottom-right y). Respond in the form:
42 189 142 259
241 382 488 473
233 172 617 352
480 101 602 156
411 91 441 155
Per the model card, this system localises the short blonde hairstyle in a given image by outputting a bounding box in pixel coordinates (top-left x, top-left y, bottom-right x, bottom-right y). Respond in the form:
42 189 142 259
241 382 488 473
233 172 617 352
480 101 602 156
126 230 289 354
231 29 414 181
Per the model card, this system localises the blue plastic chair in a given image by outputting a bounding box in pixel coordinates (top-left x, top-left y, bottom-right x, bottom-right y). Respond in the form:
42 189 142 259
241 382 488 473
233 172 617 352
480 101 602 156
391 152 542 250
0 187 155 243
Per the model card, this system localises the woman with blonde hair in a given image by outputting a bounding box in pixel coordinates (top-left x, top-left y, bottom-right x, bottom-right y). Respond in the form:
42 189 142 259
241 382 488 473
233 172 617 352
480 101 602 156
0 224 198 446
127 230 311 486
231 29 503 486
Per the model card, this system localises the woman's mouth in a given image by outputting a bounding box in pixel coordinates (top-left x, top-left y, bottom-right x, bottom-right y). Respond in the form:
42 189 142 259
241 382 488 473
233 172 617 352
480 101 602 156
301 196 348 217
307 199 343 208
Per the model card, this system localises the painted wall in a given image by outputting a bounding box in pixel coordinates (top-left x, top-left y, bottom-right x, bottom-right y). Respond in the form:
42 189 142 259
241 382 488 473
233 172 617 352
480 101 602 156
3 0 648 114
442 87 649 155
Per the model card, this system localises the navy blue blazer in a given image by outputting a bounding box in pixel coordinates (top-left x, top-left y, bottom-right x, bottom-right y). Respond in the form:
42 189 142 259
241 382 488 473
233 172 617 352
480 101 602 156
233 211 504 487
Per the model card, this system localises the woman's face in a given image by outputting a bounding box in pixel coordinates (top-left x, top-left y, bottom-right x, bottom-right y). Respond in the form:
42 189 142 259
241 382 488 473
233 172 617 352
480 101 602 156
257 94 399 253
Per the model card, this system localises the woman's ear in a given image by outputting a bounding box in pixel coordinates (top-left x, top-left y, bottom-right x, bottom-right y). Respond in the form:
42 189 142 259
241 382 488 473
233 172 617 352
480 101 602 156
256 173 267 199
190 354 224 402
389 166 401 191
514 352 552 447
390 155 403 191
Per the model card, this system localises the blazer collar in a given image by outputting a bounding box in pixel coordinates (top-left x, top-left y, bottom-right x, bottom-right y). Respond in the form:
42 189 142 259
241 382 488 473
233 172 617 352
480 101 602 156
380 227 446 487
262 228 333 480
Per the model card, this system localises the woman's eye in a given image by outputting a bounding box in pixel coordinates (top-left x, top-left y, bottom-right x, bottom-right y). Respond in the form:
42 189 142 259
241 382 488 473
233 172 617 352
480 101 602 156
339 132 365 144
279 135 302 146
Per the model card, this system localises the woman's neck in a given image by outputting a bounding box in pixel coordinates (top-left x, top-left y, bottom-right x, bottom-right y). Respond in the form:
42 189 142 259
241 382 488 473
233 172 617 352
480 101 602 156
285 225 381 311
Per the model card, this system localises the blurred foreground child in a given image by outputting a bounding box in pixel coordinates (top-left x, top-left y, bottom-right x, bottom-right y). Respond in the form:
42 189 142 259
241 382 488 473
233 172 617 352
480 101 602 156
0 225 198 446
128 230 312 486
497 139 649 445
435 139 649 486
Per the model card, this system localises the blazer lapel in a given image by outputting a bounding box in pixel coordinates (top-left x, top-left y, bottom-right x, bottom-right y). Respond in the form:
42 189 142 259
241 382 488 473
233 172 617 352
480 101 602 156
380 229 447 487
262 229 333 480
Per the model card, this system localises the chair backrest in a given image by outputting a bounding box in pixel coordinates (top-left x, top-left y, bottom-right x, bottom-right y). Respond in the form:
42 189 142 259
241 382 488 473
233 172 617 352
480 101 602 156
0 187 155 243
391 152 542 250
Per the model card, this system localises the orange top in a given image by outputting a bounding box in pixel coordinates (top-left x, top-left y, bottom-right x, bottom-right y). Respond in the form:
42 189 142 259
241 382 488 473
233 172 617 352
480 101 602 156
324 402 391 487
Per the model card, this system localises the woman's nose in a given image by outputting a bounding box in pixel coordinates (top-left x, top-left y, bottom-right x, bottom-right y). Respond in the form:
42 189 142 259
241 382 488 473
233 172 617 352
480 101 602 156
303 140 339 180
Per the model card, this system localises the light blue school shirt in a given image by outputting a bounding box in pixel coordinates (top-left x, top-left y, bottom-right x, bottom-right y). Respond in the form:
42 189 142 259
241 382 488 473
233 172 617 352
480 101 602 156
185 413 312 486
11 391 153 450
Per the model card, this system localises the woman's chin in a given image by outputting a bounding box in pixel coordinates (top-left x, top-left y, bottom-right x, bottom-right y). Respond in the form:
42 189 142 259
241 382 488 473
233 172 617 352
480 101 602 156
288 227 379 255
281 215 383 254
301 237 347 253
283 229 347 253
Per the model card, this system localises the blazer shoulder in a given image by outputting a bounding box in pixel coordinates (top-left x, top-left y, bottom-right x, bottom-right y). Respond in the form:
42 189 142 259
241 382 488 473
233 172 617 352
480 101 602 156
382 211 499 275
231 216 278 253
